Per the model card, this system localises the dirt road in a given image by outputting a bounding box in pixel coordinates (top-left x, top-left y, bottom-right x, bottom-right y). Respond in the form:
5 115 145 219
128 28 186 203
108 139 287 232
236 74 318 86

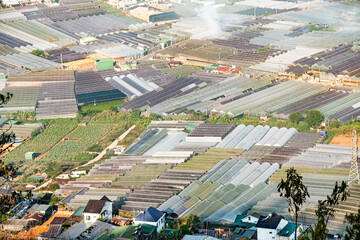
34 124 136 191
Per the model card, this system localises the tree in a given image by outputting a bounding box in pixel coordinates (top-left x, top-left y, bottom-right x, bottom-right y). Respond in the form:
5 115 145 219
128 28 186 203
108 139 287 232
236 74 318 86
131 109 141 118
304 110 324 127
0 160 17 181
50 194 63 206
344 208 360 240
0 93 16 180
289 112 302 124
299 181 349 240
48 183 60 191
0 92 14 157
329 120 340 128
185 214 200 234
278 167 309 240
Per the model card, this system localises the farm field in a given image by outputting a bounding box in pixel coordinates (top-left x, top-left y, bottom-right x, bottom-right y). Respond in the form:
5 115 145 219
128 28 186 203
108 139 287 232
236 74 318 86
2 119 79 171
42 123 116 162
329 135 360 147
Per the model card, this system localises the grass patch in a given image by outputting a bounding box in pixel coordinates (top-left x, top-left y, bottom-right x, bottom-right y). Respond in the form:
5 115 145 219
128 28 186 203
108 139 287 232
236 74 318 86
256 46 270 52
79 99 125 117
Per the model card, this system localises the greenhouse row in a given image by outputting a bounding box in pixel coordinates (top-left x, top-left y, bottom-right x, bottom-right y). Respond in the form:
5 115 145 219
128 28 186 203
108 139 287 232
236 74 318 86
0 53 60 72
160 159 279 223
53 121 337 216
75 70 126 104
284 144 356 169
105 73 159 98
263 166 358 235
146 75 272 115
119 76 205 110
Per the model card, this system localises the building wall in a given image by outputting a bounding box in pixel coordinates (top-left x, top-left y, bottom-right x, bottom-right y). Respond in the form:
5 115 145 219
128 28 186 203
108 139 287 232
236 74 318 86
84 202 112 224
257 227 277 240
84 213 100 224
112 0 137 9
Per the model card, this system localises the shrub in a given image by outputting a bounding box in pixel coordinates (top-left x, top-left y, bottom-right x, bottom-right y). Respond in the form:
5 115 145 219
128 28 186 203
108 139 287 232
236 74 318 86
304 110 324 127
289 112 302 124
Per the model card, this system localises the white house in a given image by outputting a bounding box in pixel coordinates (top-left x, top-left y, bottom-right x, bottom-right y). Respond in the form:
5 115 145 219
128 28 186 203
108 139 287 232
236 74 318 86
70 171 86 178
133 206 165 233
83 196 112 224
108 0 137 9
256 213 301 240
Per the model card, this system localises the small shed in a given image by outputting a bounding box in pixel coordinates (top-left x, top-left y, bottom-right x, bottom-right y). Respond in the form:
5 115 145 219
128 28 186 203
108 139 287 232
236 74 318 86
72 206 85 217
0 117 8 127
80 36 97 45
95 58 114 71
186 124 196 132
25 152 36 160
35 204 52 217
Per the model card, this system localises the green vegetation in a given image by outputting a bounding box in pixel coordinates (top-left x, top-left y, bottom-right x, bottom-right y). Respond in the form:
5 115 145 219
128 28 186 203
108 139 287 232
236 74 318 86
278 168 310 240
3 107 151 182
79 99 125 117
206 114 300 130
256 46 270 52
289 112 303 124
323 121 360 144
2 119 79 172
30 49 45 57
0 160 17 183
48 183 60 191
158 214 200 240
344 208 360 240
117 124 146 146
43 123 115 162
300 181 349 240
50 194 62 206
307 24 319 32
304 110 324 127
6 111 35 120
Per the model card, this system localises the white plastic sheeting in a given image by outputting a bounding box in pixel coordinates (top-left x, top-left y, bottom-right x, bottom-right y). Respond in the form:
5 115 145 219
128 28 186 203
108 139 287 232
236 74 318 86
228 162 260 186
256 127 278 145
144 132 187 155
235 125 270 150
240 162 270 186
216 124 246 148
250 163 279 187
274 128 298 147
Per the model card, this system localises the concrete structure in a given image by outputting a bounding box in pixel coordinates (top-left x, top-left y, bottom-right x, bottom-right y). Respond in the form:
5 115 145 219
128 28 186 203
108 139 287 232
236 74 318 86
35 204 52 217
95 58 114 71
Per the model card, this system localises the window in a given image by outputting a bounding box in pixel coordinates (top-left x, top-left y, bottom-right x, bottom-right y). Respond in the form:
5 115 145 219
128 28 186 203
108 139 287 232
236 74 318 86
86 216 90 221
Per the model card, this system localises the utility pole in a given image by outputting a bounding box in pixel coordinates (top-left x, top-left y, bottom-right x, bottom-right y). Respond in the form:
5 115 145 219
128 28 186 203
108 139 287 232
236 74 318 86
348 127 360 185
60 53 63 69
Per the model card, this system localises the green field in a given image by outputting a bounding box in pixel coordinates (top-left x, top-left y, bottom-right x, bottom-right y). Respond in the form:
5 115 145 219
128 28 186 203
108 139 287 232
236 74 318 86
79 99 125 117
2 119 79 168
43 123 116 162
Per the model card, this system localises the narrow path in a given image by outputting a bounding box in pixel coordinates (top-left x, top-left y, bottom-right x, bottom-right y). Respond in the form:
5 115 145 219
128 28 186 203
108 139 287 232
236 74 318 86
74 124 136 169
34 124 136 191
